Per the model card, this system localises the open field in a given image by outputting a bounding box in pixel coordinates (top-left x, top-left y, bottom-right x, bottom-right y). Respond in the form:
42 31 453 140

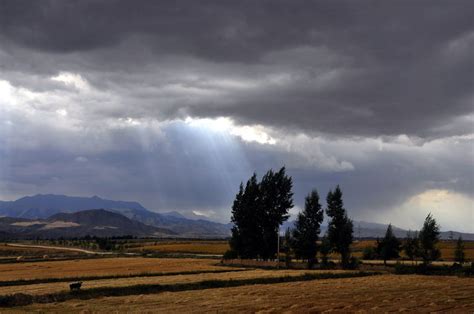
0 256 471 311
15 274 474 312
127 240 230 255
0 257 378 309
122 239 474 261
0 243 85 258
0 257 237 281
351 239 474 261
0 268 357 296
438 240 474 260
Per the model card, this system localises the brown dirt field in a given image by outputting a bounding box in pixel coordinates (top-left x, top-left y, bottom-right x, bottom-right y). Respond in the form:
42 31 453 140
0 258 234 281
16 274 474 313
129 241 230 255
0 269 355 296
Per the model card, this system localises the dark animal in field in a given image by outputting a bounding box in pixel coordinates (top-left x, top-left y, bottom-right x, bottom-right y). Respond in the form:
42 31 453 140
69 281 82 291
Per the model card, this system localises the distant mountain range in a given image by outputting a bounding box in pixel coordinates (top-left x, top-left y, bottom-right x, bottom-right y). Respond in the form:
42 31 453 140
0 194 472 240
0 194 231 238
0 209 176 239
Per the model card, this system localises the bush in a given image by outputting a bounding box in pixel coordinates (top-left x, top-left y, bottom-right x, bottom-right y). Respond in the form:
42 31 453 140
223 250 238 260
394 262 414 274
320 260 336 270
362 246 377 260
346 257 360 270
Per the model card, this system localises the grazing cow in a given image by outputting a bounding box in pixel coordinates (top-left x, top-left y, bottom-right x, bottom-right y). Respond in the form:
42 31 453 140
69 281 82 291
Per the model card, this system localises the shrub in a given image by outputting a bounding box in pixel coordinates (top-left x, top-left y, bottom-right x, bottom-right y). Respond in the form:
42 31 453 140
346 256 360 270
362 246 377 260
223 249 238 260
320 260 337 270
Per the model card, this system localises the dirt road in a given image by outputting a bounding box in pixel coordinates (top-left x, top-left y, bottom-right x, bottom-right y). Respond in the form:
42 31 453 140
5 243 112 255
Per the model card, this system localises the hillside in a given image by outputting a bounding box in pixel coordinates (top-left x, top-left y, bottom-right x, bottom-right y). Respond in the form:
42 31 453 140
0 209 176 239
0 195 231 238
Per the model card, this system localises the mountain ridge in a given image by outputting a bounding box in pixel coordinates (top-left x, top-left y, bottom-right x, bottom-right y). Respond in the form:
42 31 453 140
0 209 176 239
0 194 231 238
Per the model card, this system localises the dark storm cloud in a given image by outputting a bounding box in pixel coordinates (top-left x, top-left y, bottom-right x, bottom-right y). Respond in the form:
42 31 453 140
1 1 471 61
1 0 473 137
0 1 473 230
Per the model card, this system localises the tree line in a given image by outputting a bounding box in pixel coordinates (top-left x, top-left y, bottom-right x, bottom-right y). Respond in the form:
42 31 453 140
228 167 466 269
365 214 466 265
229 168 293 260
228 167 354 268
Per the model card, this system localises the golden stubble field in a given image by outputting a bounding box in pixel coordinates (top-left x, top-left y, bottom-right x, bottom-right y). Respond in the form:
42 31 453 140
0 268 354 296
128 241 230 255
125 239 474 261
16 274 474 313
351 239 474 260
0 257 471 312
0 257 236 281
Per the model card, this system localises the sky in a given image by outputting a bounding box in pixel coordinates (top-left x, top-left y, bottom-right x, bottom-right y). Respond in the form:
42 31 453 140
0 0 473 232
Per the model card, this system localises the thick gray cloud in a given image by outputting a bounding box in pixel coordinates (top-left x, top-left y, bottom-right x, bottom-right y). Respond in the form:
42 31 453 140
1 0 473 137
0 0 472 231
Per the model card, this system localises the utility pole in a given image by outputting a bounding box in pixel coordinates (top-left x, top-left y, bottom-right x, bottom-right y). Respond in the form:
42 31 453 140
276 226 280 269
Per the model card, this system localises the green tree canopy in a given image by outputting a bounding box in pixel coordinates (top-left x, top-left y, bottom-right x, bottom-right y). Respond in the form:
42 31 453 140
230 174 261 258
292 189 324 268
403 230 420 264
326 185 353 267
376 224 401 265
229 167 293 260
454 236 465 264
282 227 293 268
419 213 441 264
259 167 294 259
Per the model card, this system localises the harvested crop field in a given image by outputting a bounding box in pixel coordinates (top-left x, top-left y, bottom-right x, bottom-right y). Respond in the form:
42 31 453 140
0 257 235 281
351 239 474 261
0 269 357 296
17 274 474 312
128 241 229 255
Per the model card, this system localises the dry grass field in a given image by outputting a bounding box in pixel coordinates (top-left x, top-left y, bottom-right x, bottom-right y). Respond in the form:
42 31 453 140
0 257 236 281
128 240 230 255
0 268 354 296
438 240 474 260
351 239 474 261
15 274 474 313
0 256 471 312
0 241 471 312
124 239 474 262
